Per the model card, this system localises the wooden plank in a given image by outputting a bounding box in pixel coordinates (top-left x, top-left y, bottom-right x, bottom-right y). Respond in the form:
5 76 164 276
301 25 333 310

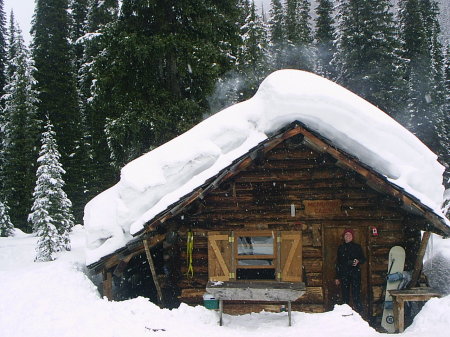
143 239 164 306
206 281 305 301
102 270 113 300
409 231 431 288
280 232 302 282
311 224 322 247
209 235 231 281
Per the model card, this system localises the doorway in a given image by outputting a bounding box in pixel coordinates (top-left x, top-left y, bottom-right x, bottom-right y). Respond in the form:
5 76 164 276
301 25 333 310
323 226 369 317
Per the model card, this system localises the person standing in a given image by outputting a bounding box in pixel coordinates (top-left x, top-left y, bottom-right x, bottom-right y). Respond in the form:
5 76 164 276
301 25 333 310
335 229 366 313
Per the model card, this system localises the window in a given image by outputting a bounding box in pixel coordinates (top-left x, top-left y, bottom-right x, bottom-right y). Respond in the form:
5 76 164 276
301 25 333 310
208 230 302 282
236 233 276 280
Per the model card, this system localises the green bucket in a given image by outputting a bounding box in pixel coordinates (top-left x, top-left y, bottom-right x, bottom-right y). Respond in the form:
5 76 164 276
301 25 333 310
203 294 219 309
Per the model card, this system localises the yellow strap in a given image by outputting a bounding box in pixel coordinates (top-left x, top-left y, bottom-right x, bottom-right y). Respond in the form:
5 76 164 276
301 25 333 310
186 231 194 278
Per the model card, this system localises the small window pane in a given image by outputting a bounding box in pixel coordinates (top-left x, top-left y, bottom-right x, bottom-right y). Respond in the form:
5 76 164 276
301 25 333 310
237 236 273 255
238 259 273 266
237 268 276 280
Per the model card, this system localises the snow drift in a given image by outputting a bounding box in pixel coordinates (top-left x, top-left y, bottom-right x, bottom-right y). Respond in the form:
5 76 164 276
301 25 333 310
1 230 450 337
84 69 447 265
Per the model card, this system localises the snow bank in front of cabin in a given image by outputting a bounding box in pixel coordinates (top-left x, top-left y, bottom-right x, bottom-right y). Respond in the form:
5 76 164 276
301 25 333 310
424 235 450 295
1 231 450 337
83 69 447 265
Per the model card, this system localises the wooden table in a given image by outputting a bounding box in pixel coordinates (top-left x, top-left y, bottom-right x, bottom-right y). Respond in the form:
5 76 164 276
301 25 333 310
206 281 306 326
389 287 442 333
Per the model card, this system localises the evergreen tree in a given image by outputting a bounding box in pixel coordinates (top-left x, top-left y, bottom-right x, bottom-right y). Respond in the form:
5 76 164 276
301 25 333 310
0 2 7 193
1 21 40 232
284 0 315 71
32 0 87 224
91 0 241 169
70 0 89 59
421 0 448 168
334 0 404 115
444 45 450 186
268 0 285 69
78 0 119 199
0 0 7 107
237 1 269 99
314 0 336 79
0 199 14 237
29 119 74 262
398 0 446 162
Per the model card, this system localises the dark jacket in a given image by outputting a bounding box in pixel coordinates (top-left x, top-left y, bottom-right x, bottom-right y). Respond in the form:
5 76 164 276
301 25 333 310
335 241 366 280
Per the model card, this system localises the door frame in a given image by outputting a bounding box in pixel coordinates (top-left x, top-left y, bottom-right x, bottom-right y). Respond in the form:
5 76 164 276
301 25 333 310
323 225 370 317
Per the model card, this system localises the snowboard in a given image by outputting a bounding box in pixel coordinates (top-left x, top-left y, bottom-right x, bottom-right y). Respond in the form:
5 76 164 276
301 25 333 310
381 245 406 333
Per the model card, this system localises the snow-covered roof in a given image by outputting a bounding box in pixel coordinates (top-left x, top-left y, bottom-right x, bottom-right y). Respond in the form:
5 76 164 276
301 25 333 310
84 69 449 266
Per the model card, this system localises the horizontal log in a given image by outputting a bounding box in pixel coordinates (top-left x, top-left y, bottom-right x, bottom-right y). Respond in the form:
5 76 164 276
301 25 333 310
266 148 320 160
236 168 347 182
303 259 323 273
304 273 323 287
223 303 282 314
298 286 323 303
179 288 205 298
177 276 208 289
295 304 325 313
302 247 322 258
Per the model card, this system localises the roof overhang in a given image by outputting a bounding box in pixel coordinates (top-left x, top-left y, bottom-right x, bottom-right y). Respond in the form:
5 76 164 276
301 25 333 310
87 121 449 271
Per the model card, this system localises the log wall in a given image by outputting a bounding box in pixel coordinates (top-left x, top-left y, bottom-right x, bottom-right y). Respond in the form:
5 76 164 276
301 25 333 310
160 141 423 318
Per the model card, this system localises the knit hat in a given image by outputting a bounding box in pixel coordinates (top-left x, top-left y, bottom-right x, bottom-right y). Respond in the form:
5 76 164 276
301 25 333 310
342 229 354 238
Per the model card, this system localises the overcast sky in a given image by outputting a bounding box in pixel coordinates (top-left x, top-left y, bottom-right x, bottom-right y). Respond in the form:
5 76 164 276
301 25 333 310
4 0 34 45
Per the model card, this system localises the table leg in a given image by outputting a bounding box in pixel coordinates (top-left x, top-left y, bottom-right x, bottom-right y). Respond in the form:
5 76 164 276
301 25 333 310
219 299 223 326
398 299 405 333
288 301 292 326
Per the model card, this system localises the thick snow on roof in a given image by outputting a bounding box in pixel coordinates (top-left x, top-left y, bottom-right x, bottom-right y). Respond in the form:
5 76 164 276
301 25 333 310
84 69 447 265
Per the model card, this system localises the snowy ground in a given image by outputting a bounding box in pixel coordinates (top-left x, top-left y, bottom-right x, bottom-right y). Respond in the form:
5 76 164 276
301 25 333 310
1 227 449 337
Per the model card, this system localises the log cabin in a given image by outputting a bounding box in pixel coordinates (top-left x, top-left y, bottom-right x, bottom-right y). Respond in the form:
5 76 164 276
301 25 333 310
84 70 449 328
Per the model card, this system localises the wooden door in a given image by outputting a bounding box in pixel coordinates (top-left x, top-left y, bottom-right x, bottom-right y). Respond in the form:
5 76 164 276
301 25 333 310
323 227 369 316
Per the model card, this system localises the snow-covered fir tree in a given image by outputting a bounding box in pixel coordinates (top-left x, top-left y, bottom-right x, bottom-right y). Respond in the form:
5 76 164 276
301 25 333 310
237 1 269 99
92 0 241 170
333 0 404 115
0 0 7 106
398 0 447 168
1 19 40 232
445 45 450 186
78 0 119 200
268 0 285 69
29 119 74 262
314 0 336 80
284 0 315 71
0 199 14 237
32 0 87 224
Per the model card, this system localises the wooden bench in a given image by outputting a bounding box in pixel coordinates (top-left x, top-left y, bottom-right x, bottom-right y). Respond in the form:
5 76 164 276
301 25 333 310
206 281 306 326
389 287 442 333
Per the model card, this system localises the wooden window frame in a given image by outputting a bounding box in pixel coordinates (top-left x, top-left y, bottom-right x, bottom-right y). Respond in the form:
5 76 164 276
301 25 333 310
208 230 303 282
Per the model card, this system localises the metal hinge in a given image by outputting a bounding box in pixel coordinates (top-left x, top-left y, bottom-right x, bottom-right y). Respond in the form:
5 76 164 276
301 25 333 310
229 272 235 279
277 236 282 243
229 236 234 243
277 272 281 280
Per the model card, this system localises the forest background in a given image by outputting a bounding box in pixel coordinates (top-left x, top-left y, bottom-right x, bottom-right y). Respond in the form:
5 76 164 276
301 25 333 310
0 1 448 251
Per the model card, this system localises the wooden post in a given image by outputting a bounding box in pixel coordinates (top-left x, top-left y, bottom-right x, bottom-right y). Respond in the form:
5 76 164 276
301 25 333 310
102 270 113 300
143 239 164 306
288 301 292 326
219 299 224 326
409 231 431 288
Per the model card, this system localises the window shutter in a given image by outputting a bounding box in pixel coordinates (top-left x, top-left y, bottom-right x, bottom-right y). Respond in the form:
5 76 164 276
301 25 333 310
208 232 233 281
280 231 302 282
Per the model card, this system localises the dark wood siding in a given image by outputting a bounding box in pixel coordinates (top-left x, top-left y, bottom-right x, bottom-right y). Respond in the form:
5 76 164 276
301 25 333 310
162 140 422 318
